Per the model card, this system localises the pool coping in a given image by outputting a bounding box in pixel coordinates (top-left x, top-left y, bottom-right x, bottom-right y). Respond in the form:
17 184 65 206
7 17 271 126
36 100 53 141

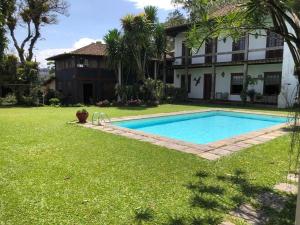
81 109 290 161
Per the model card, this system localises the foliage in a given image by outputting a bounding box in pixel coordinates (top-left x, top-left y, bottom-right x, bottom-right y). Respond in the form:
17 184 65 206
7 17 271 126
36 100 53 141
127 99 142 106
76 108 88 114
49 98 60 106
164 9 187 27
247 89 256 103
17 60 39 84
44 89 61 105
165 85 188 103
115 79 164 105
240 75 261 104
0 54 18 84
4 0 69 64
0 94 17 105
0 106 295 224
0 0 10 67
105 6 168 81
96 100 111 107
47 61 55 76
19 86 42 106
173 0 300 73
140 78 164 103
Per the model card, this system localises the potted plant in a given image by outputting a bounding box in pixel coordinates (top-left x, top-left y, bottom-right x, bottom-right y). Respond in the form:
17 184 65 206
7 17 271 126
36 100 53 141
247 89 256 104
76 109 89 123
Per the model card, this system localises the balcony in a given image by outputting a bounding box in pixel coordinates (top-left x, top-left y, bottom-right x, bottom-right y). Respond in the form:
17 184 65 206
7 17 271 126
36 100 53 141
172 46 284 68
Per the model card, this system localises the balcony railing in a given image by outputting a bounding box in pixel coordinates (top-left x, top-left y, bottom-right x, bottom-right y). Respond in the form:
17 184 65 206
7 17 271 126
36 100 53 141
173 46 284 66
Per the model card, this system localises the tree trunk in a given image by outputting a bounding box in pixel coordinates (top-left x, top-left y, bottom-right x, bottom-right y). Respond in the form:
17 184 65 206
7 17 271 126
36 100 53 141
117 61 122 101
154 61 158 80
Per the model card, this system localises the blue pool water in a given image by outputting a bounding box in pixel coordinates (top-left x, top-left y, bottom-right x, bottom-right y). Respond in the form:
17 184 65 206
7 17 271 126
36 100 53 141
114 111 287 144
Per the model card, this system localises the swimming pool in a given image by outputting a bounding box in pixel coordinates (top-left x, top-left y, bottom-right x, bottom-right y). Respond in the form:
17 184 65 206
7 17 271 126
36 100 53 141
114 111 287 144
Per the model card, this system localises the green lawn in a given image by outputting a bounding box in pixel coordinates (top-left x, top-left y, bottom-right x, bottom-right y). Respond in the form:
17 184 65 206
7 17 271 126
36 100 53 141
0 104 296 225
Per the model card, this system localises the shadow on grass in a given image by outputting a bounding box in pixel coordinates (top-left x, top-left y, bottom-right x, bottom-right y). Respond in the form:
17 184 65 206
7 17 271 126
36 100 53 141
132 169 295 224
163 169 295 225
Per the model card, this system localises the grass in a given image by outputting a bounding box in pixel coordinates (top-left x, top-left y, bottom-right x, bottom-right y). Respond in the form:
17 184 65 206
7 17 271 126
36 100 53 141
0 104 296 224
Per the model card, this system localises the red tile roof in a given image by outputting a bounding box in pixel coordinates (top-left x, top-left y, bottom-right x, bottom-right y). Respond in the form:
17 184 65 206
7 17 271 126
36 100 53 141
47 42 107 60
71 42 107 56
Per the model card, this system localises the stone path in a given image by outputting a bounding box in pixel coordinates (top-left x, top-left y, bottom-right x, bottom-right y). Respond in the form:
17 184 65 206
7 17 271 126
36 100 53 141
274 183 298 195
81 109 289 161
225 182 298 225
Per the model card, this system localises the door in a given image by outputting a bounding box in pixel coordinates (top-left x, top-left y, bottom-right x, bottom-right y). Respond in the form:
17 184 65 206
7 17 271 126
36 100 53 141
83 83 93 104
203 74 212 100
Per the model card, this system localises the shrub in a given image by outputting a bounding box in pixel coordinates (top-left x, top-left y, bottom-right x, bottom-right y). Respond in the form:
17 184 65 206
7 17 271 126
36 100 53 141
165 85 187 103
49 98 60 106
1 94 17 106
44 89 62 105
140 78 164 103
127 99 142 106
247 89 256 103
72 103 85 107
96 100 110 107
21 96 35 106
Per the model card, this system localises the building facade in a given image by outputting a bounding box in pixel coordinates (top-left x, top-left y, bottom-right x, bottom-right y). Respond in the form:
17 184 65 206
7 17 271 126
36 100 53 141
47 42 117 104
166 24 298 108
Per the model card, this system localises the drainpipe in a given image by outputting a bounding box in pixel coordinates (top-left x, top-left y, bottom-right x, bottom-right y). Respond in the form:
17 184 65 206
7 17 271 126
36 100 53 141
243 33 250 96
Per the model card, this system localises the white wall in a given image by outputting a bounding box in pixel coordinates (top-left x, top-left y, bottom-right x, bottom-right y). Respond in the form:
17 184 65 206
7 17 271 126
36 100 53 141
174 33 185 65
175 63 283 101
248 30 267 60
278 33 299 108
173 29 274 64
217 37 233 62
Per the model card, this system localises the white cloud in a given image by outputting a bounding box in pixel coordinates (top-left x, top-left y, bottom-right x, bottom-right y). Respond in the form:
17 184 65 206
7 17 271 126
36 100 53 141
35 37 102 68
126 0 176 10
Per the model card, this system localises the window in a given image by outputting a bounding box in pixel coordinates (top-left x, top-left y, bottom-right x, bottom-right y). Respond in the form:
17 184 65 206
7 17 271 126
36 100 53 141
181 74 191 93
231 73 243 95
266 31 284 59
84 59 89 67
205 39 217 63
77 58 84 68
232 37 245 62
264 72 281 95
182 42 191 65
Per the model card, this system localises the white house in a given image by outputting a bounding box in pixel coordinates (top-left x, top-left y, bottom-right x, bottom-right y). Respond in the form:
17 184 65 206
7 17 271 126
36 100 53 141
166 24 298 108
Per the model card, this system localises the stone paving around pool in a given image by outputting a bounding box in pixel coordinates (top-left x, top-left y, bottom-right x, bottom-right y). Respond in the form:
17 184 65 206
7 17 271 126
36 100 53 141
81 109 289 161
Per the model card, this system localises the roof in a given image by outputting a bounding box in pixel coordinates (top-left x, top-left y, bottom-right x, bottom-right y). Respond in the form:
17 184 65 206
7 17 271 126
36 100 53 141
47 42 107 60
165 3 239 37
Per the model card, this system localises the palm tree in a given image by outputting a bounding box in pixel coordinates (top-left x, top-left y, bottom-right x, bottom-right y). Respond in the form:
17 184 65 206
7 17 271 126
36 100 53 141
104 29 124 86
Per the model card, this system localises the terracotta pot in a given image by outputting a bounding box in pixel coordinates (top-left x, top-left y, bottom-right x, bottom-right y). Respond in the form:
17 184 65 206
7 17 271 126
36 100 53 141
76 112 89 123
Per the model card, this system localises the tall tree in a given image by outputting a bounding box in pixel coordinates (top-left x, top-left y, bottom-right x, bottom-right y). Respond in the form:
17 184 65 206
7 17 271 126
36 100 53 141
104 29 126 86
120 6 161 81
164 9 187 27
5 0 69 64
0 0 9 67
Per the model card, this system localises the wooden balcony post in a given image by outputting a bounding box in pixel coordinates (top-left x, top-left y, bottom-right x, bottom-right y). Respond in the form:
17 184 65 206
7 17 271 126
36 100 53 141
185 44 189 93
163 51 167 95
211 38 217 99
243 33 249 90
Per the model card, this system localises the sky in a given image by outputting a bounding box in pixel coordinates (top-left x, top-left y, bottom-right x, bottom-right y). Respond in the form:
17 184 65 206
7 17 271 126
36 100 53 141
8 0 179 68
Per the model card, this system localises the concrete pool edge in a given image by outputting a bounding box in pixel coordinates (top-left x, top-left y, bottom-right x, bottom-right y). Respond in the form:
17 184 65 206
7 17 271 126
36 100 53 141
81 109 289 161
